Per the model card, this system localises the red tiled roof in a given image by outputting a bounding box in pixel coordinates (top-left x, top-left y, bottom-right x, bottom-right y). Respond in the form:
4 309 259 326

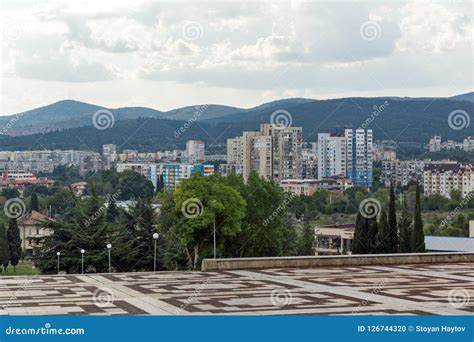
17 210 53 225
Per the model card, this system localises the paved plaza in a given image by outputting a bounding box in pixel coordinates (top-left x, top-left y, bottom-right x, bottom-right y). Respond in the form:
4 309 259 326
0 263 472 315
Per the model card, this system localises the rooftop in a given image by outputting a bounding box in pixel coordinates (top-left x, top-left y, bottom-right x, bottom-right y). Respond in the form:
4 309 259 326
0 261 471 316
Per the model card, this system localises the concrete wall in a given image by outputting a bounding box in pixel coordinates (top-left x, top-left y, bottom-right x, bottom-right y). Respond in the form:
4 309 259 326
201 252 474 271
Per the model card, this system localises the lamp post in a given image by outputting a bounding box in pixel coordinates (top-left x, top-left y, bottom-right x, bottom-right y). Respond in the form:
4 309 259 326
106 244 112 273
56 252 60 275
213 215 216 259
153 233 159 272
80 249 85 274
209 199 217 259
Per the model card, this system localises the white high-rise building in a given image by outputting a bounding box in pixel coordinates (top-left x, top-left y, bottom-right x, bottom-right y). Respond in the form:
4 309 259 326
429 136 442 152
317 128 373 188
186 140 205 163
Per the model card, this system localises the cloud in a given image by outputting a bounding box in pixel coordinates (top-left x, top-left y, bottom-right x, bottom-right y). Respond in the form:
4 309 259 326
0 0 472 113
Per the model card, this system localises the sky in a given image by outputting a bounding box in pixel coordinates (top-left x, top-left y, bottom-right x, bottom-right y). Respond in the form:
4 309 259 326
0 0 472 115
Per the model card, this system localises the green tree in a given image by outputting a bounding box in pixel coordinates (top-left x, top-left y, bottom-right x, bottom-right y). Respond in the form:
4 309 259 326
222 172 298 258
367 218 378 252
156 191 186 270
30 193 39 212
35 189 113 273
298 218 315 255
7 218 22 272
127 200 159 271
106 196 119 223
116 170 155 200
412 182 425 252
173 173 245 269
388 185 398 252
375 210 391 254
51 165 82 184
398 195 413 253
352 212 370 254
0 224 10 272
1 189 20 200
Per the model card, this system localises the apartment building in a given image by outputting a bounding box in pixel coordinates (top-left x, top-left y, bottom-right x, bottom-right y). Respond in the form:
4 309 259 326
463 137 474 152
428 136 442 152
280 177 352 196
0 170 54 193
116 162 214 191
186 140 205 163
423 163 474 198
381 159 457 188
116 162 158 189
317 128 373 188
226 123 303 181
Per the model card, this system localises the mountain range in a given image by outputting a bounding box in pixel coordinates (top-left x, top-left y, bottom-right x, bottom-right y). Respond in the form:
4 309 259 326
0 92 472 152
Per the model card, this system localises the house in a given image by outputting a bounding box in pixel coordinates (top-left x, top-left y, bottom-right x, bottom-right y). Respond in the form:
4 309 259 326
70 181 88 196
17 210 54 255
314 223 355 255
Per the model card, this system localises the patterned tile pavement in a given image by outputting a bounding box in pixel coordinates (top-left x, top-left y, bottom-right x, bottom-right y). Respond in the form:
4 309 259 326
0 263 472 315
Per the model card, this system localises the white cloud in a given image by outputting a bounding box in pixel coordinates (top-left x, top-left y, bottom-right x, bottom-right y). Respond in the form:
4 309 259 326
0 0 472 114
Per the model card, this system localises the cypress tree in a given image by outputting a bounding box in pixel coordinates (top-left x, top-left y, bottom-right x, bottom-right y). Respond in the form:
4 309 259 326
375 210 391 254
30 193 39 212
412 182 425 252
106 196 119 223
388 184 398 252
398 195 413 253
0 224 10 272
367 218 378 253
299 218 315 255
352 212 370 254
7 218 22 272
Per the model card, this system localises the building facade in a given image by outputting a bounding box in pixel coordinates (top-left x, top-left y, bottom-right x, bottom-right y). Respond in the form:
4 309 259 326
423 163 474 198
186 140 205 164
226 124 303 181
317 128 373 188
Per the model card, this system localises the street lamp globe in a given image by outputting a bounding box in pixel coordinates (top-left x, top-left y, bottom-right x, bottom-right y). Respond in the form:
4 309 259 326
153 233 159 240
81 249 85 254
56 252 60 256
106 244 112 249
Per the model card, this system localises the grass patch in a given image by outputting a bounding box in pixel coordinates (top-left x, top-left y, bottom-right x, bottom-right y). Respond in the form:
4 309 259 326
0 261 40 276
